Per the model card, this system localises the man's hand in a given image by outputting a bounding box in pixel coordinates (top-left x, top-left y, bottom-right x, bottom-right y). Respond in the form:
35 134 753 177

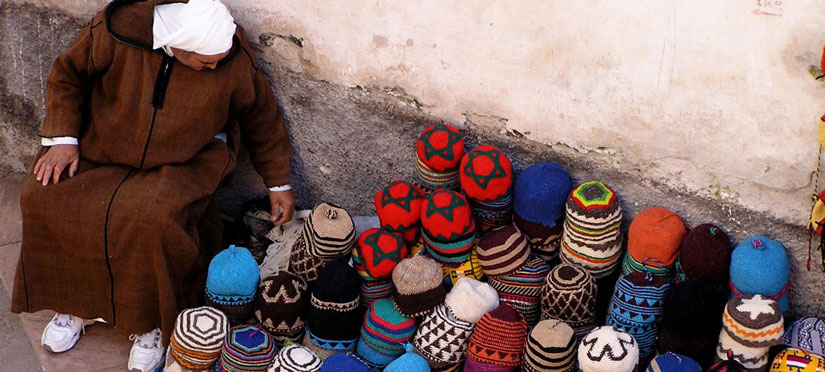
33 145 79 186
269 189 296 226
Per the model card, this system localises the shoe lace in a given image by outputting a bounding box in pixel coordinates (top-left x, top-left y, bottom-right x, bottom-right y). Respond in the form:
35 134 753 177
129 329 161 349
53 313 87 334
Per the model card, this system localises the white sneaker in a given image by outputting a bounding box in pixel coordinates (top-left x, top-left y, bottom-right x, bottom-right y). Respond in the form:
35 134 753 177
41 313 91 353
128 328 164 372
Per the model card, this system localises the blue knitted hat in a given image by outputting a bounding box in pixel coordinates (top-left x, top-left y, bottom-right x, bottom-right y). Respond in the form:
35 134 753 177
384 343 430 372
320 353 371 372
513 163 573 227
729 236 790 312
206 245 260 304
646 353 701 372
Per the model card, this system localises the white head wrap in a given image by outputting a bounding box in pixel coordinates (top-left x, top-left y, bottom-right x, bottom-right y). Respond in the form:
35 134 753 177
152 0 237 56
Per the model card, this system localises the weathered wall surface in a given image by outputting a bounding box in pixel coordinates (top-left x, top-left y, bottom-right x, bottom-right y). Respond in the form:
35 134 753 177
1 0 824 316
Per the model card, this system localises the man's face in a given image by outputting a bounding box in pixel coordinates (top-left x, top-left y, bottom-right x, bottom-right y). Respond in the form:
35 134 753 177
170 47 231 70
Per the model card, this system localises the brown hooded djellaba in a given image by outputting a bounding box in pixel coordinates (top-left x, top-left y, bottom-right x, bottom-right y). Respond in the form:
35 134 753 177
11 0 291 344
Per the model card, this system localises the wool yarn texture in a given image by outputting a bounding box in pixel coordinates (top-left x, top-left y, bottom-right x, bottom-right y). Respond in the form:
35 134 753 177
444 277 500 324
677 224 732 284
513 162 573 228
166 306 228 370
289 235 326 283
421 189 477 267
605 272 671 359
254 271 309 346
476 224 530 277
578 326 639 372
267 345 322 372
386 343 432 372
623 207 687 277
782 317 825 357
441 248 484 287
205 245 260 324
658 280 728 369
302 202 356 259
540 263 597 338
303 261 362 357
319 353 371 372
465 304 528 371
413 304 476 368
487 256 550 329
357 299 418 367
360 279 394 308
729 236 791 312
217 325 277 372
522 319 577 372
459 145 514 232
414 123 466 192
353 228 407 281
646 353 701 372
514 213 565 262
716 294 784 369
392 255 447 317
375 180 426 244
769 348 825 372
560 181 623 279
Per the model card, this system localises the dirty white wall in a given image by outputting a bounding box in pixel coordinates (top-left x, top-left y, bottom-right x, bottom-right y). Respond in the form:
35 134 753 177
17 0 825 223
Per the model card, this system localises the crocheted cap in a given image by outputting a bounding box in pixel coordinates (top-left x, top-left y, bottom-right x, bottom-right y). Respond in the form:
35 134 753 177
476 224 530 277
421 189 475 241
219 325 277 371
206 245 260 304
722 294 784 348
359 279 393 308
513 162 573 227
646 353 701 372
169 306 228 369
412 304 475 367
357 299 417 366
514 213 565 262
268 345 322 372
254 271 308 344
305 261 362 343
782 317 825 357
523 319 577 372
488 256 550 328
716 328 771 369
374 180 426 243
444 277 499 323
626 207 687 267
466 304 528 368
678 224 732 284
303 202 356 259
392 255 446 317
352 228 407 281
560 181 623 279
319 353 371 372
769 348 825 372
416 123 465 172
540 263 597 338
459 145 513 202
384 343 430 372
605 272 670 358
289 235 325 283
577 326 639 372
441 248 484 287
730 236 791 312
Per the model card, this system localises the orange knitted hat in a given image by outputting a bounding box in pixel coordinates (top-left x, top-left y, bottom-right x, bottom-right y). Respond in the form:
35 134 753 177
627 207 687 266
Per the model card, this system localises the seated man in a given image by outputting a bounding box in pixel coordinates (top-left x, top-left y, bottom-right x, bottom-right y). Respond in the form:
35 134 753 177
11 0 295 370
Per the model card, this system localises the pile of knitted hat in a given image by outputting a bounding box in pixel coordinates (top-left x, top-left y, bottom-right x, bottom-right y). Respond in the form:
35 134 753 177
375 179 426 245
560 181 624 279
512 162 573 262
414 123 466 193
254 271 308 346
540 263 597 339
268 345 322 372
302 261 363 358
356 298 418 368
289 203 356 283
464 304 529 371
675 223 733 285
578 326 639 372
352 228 407 307
716 294 784 370
622 207 687 278
413 277 499 369
605 271 671 362
391 255 446 317
165 306 228 371
729 236 791 312
522 319 578 372
420 189 477 268
205 245 261 324
216 324 276 372
459 145 515 232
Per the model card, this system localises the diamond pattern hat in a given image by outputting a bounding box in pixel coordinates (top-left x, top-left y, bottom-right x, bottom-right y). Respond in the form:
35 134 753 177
605 272 671 359
352 228 407 281
167 306 229 370
206 245 261 324
459 145 514 232
540 263 597 339
421 190 476 267
560 181 623 279
375 180 426 244
488 256 550 329
522 319 577 372
254 271 309 346
414 123 466 192
289 235 326 283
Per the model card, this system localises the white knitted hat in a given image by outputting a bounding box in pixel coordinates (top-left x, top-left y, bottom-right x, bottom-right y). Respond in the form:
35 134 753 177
578 326 639 372
268 344 322 372
444 277 499 323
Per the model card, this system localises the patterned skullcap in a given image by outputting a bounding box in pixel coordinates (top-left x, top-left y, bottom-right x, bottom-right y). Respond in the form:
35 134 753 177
267 345 322 372
352 228 407 281
465 304 528 369
514 213 565 262
254 271 308 346
421 190 476 266
560 181 623 279
460 145 514 232
356 299 417 367
392 255 446 317
413 304 475 368
605 272 671 359
441 248 484 287
217 325 276 372
488 256 549 329
522 319 577 372
303 261 362 357
540 263 597 338
578 326 639 372
168 306 228 370
716 294 784 369
782 317 825 357
476 224 530 277
414 123 466 192
206 245 260 324
769 348 825 372
303 202 356 259
375 180 426 244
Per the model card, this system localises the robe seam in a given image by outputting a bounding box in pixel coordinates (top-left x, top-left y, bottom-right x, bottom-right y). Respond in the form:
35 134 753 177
103 169 133 326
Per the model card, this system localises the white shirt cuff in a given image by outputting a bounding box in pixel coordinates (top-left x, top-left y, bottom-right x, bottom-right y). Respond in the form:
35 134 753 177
41 137 78 146
268 184 292 192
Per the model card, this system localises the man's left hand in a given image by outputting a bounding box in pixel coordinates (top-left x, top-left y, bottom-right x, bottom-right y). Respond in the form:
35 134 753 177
269 189 296 226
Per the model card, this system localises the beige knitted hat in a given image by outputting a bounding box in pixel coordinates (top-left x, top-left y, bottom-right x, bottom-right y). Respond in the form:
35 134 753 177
303 203 356 259
391 255 446 317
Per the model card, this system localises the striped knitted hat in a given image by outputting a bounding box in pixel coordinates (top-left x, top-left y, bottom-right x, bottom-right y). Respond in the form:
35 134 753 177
560 181 623 279
359 279 394 308
782 317 825 357
769 348 825 372
646 353 701 372
254 271 309 346
513 162 573 228
413 304 476 367
414 123 466 192
267 345 321 372
356 299 418 367
375 180 426 244
444 277 500 324
730 236 791 312
206 245 261 324
465 304 528 369
217 325 277 372
514 213 565 262
319 353 371 372
303 261 362 357
623 207 687 277
167 307 228 370
677 224 732 284
605 272 671 359
717 294 784 369
459 145 514 232
540 264 597 338
392 255 447 317
476 224 530 277
352 228 407 281
421 190 476 267
302 203 356 259
578 326 639 372
441 248 484 287
488 256 550 329
522 319 577 372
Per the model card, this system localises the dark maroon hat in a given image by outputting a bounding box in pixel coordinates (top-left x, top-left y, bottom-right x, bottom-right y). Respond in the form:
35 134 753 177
678 224 732 284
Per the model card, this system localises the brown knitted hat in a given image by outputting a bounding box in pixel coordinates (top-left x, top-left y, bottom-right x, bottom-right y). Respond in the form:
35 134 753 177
303 202 356 259
540 263 597 339
476 224 531 277
392 255 447 317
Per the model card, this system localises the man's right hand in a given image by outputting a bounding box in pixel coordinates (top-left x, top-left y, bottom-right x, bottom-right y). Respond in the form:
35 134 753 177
34 145 79 186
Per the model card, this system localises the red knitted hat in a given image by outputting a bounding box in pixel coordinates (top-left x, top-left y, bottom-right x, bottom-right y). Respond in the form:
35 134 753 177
679 224 732 284
459 145 513 202
466 304 528 368
352 228 408 281
374 180 426 243
421 190 476 242
416 123 466 172
627 207 687 266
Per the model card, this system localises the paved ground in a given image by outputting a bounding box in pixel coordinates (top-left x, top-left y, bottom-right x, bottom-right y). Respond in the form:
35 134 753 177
0 282 41 370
